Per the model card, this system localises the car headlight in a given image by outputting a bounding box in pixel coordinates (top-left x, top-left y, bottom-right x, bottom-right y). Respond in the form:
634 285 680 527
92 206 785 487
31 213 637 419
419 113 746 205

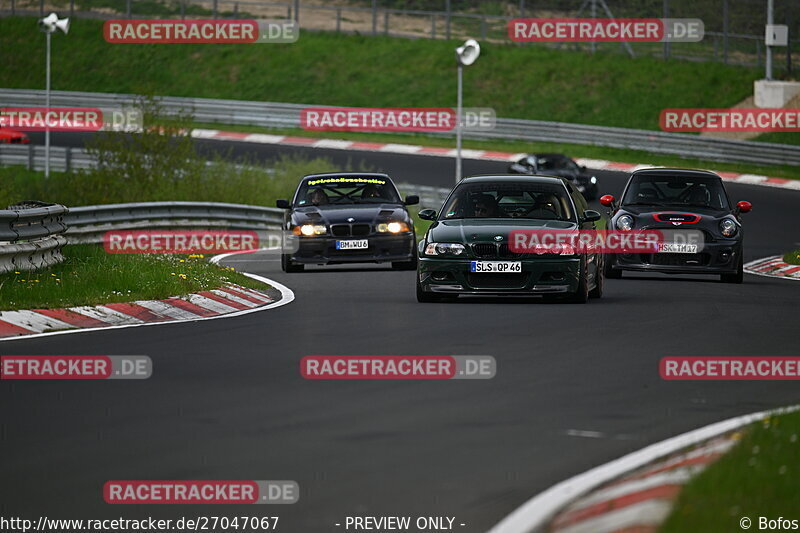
293 224 327 236
424 242 465 256
616 214 634 231
719 218 738 237
377 221 410 233
590 176 597 184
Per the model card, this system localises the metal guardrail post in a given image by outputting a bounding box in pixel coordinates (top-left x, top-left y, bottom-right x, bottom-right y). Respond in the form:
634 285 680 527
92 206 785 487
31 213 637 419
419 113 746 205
431 14 436 39
65 147 72 173
11 0 15 16
27 144 33 171
384 10 389 35
213 0 218 19
722 0 729 64
39 0 43 16
70 0 74 17
336 8 341 33
445 0 451 40
372 0 377 36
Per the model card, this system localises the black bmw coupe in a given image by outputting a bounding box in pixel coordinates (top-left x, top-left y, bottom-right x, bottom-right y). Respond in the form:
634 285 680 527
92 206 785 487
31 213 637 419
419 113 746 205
276 173 419 272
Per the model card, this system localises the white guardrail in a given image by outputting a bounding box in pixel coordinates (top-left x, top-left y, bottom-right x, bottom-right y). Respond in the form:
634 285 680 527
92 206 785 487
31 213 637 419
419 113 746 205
2 89 800 166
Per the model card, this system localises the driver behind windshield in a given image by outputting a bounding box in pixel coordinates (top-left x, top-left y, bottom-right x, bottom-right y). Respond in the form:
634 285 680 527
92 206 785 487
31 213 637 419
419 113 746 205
308 188 329 205
473 195 498 217
361 184 384 201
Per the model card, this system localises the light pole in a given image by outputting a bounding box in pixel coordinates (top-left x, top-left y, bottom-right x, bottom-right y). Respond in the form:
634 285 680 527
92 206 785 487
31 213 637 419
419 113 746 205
38 12 70 178
454 39 480 184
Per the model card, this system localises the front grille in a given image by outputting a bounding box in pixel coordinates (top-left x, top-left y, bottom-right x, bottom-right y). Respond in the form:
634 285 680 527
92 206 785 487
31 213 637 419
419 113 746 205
331 225 350 237
643 253 710 266
472 243 498 258
499 243 525 259
467 273 528 289
331 224 372 237
352 224 371 236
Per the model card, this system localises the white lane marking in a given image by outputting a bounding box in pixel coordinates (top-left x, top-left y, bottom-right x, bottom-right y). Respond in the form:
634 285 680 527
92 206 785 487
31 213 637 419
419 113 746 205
185 293 239 314
244 133 286 144
487 404 800 533
134 300 204 320
554 499 673 533
379 143 423 153
313 139 355 149
189 129 222 139
0 310 75 333
70 305 145 325
209 289 260 308
225 284 273 303
564 468 696 513
565 429 605 439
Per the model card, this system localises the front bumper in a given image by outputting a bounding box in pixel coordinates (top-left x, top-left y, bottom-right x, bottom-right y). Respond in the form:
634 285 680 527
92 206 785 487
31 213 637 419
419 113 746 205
611 242 742 275
418 256 582 295
287 233 415 265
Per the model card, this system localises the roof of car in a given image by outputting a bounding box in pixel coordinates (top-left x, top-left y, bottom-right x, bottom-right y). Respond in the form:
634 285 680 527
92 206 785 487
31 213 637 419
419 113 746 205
630 168 721 179
459 174 568 185
301 172 392 181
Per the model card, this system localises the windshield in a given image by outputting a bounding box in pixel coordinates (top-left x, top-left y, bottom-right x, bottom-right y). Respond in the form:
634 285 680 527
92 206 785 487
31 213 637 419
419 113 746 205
440 181 575 221
295 176 401 206
622 174 730 209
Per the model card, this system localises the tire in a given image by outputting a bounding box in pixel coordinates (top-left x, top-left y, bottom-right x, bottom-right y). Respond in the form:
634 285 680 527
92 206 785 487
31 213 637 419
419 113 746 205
721 254 743 284
604 253 622 279
589 260 604 299
281 253 304 273
416 278 444 303
566 263 589 304
393 255 418 271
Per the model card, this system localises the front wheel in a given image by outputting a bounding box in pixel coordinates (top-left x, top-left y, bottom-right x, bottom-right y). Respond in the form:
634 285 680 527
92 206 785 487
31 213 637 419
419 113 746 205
566 263 589 304
589 262 604 299
604 253 622 279
281 253 304 273
721 254 743 284
416 278 444 303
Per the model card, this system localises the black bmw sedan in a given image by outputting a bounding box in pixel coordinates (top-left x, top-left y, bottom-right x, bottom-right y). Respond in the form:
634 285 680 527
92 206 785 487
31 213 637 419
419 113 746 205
508 153 599 200
276 173 419 272
600 168 752 283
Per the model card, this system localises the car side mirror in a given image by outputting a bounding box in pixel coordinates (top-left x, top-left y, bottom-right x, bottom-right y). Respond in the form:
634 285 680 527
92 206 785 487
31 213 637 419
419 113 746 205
405 195 420 206
736 200 752 214
599 194 616 208
276 199 291 209
583 210 602 222
418 209 437 221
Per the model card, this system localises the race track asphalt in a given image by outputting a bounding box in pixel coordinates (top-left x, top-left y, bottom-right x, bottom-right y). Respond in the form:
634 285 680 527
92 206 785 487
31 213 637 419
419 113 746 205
1 132 798 532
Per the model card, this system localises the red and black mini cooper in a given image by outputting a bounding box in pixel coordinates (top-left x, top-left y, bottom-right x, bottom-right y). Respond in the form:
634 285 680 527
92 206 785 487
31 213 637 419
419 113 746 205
600 168 751 283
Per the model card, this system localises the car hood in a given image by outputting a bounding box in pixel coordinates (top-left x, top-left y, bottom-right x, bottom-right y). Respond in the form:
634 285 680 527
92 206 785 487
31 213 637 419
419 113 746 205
428 218 576 243
292 204 409 225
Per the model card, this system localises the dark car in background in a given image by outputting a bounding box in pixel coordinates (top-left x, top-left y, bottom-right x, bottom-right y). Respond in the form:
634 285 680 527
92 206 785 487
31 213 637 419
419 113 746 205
600 168 751 283
276 173 419 272
416 175 604 303
508 153 599 200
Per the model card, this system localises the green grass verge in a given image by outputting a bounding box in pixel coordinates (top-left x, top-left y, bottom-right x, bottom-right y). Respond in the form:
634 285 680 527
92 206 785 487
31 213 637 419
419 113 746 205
0 154 339 209
782 249 800 265
0 244 269 311
191 122 800 180
0 17 762 131
659 409 800 533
